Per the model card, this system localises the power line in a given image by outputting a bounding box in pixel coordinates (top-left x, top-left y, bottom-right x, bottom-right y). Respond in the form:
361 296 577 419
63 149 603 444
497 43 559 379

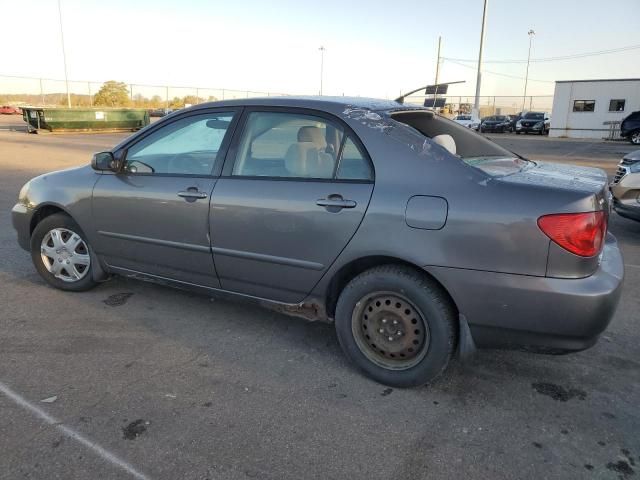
443 43 640 64
444 59 555 83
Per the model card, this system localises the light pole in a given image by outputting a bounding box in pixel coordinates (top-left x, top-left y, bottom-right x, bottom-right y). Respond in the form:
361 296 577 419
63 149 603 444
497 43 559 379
522 29 535 112
319 46 325 95
57 0 71 108
473 0 489 116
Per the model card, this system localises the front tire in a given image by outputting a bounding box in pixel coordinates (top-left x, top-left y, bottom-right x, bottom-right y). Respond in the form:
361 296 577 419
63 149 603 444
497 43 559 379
631 131 640 145
31 213 98 292
334 265 457 388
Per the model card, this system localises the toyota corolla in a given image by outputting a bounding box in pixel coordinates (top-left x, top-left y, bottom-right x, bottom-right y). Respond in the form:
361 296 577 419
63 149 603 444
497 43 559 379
12 97 623 387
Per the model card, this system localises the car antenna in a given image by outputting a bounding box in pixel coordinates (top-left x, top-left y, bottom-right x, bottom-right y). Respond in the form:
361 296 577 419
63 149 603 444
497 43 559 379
395 80 465 105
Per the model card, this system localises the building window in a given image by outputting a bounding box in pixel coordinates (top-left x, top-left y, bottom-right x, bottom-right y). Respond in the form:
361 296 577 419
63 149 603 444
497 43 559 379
573 100 595 112
609 99 626 112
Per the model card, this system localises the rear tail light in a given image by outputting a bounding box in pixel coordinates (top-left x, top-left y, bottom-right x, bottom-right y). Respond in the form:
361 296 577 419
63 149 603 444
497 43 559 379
537 211 607 257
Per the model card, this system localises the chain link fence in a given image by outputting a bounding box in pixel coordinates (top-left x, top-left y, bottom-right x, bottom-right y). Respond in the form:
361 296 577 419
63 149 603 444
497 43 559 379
0 75 291 109
1 75 554 117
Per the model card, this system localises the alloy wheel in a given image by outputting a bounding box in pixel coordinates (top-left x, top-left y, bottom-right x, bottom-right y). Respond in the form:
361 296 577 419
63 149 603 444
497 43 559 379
632 131 640 145
40 228 91 282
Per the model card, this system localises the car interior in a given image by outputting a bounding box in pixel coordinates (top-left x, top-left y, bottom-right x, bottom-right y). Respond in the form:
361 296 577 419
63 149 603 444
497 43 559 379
232 113 372 180
391 110 515 159
124 114 232 175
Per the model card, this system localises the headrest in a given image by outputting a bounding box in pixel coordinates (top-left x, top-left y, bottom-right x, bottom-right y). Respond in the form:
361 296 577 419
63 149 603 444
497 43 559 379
298 126 326 149
432 134 457 155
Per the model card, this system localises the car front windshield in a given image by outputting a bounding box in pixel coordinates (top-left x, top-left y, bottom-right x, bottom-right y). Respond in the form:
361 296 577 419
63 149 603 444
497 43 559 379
524 112 544 120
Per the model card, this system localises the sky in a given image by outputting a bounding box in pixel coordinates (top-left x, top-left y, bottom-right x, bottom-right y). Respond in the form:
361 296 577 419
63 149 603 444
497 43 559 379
2 0 640 99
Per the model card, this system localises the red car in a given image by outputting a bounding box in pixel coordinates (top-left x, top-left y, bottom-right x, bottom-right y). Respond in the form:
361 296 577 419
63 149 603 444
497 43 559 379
0 105 22 115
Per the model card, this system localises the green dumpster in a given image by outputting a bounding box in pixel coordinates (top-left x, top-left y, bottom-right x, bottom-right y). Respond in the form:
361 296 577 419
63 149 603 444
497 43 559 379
22 107 150 133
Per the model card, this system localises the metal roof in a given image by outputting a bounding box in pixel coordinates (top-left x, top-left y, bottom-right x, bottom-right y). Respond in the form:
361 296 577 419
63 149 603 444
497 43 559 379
190 96 413 112
555 78 640 84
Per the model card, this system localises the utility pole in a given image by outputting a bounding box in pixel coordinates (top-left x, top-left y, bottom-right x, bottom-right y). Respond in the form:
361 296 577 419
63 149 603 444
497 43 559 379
319 46 325 95
522 29 535 112
434 36 442 108
434 36 442 86
57 0 71 108
39 78 45 107
473 0 489 116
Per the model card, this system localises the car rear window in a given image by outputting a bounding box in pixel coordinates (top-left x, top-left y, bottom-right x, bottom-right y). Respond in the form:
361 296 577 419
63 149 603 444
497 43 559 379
391 110 530 177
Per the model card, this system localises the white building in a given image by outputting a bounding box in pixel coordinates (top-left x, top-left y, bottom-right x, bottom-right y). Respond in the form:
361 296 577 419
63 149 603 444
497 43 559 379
549 78 640 139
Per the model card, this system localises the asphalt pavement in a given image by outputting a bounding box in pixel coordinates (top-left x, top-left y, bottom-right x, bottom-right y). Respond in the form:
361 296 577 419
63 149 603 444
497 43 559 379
0 115 638 480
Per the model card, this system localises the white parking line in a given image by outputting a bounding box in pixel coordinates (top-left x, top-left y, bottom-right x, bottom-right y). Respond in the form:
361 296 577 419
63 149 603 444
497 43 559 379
625 264 640 269
0 380 151 480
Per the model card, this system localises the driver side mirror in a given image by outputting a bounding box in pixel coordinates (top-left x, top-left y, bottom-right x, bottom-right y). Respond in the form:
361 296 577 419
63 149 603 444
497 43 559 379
91 151 120 172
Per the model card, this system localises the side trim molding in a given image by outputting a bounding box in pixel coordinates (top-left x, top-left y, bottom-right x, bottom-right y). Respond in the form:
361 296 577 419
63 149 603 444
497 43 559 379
98 231 210 253
211 246 325 271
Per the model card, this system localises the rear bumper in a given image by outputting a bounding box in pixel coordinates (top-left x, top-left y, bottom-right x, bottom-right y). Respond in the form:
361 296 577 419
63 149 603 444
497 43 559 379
11 203 33 251
425 234 624 353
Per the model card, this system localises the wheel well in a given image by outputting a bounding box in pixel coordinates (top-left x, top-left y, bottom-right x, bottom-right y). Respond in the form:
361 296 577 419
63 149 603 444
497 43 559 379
324 256 458 319
30 205 67 235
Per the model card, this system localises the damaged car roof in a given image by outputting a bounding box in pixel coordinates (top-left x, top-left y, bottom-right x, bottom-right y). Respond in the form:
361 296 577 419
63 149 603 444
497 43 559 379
186 96 428 114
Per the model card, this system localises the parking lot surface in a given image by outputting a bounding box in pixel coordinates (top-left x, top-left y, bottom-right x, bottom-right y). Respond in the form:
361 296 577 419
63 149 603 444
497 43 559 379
0 114 639 479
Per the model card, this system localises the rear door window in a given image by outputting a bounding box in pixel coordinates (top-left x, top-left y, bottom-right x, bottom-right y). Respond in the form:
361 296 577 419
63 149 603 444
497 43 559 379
336 137 373 180
231 111 373 181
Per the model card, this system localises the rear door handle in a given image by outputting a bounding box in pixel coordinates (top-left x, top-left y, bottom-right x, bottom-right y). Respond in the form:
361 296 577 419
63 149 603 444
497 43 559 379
316 195 357 209
177 188 208 200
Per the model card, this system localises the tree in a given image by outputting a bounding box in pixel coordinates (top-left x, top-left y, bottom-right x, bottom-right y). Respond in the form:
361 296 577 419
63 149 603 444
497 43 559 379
182 95 202 106
169 96 183 109
150 95 163 107
93 81 130 107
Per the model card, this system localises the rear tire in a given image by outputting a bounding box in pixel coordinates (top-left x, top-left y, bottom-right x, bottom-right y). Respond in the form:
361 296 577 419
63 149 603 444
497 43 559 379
334 265 457 388
31 213 98 292
631 131 640 145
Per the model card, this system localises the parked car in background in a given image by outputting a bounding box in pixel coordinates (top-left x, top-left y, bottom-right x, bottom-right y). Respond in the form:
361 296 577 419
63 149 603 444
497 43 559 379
620 111 640 145
453 114 480 131
149 108 173 117
516 111 550 135
480 115 512 133
509 112 524 131
12 97 623 387
0 105 22 115
610 149 640 221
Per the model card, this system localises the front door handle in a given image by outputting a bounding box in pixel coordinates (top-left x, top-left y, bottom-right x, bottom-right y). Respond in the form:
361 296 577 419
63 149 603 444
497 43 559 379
316 195 357 210
177 188 208 201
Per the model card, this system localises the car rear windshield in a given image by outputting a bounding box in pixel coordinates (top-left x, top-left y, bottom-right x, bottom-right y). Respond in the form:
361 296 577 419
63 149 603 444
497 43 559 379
455 115 471 120
390 110 530 176
524 112 544 120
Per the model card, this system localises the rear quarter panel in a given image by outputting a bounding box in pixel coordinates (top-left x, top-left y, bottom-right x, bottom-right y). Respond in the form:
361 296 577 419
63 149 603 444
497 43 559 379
310 107 607 301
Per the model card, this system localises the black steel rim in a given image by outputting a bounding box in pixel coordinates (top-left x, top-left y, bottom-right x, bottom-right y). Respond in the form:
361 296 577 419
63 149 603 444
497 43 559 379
351 291 430 370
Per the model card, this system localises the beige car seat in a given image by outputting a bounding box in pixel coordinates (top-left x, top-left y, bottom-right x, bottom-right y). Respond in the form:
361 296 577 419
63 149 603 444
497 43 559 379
432 134 457 155
285 126 334 178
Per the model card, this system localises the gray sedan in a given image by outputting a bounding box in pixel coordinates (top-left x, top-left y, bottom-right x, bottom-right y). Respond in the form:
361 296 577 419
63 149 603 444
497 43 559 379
12 97 623 387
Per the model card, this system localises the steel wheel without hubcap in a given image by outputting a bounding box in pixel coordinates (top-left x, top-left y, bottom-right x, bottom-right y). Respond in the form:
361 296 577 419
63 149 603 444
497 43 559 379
351 292 430 370
40 228 91 282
